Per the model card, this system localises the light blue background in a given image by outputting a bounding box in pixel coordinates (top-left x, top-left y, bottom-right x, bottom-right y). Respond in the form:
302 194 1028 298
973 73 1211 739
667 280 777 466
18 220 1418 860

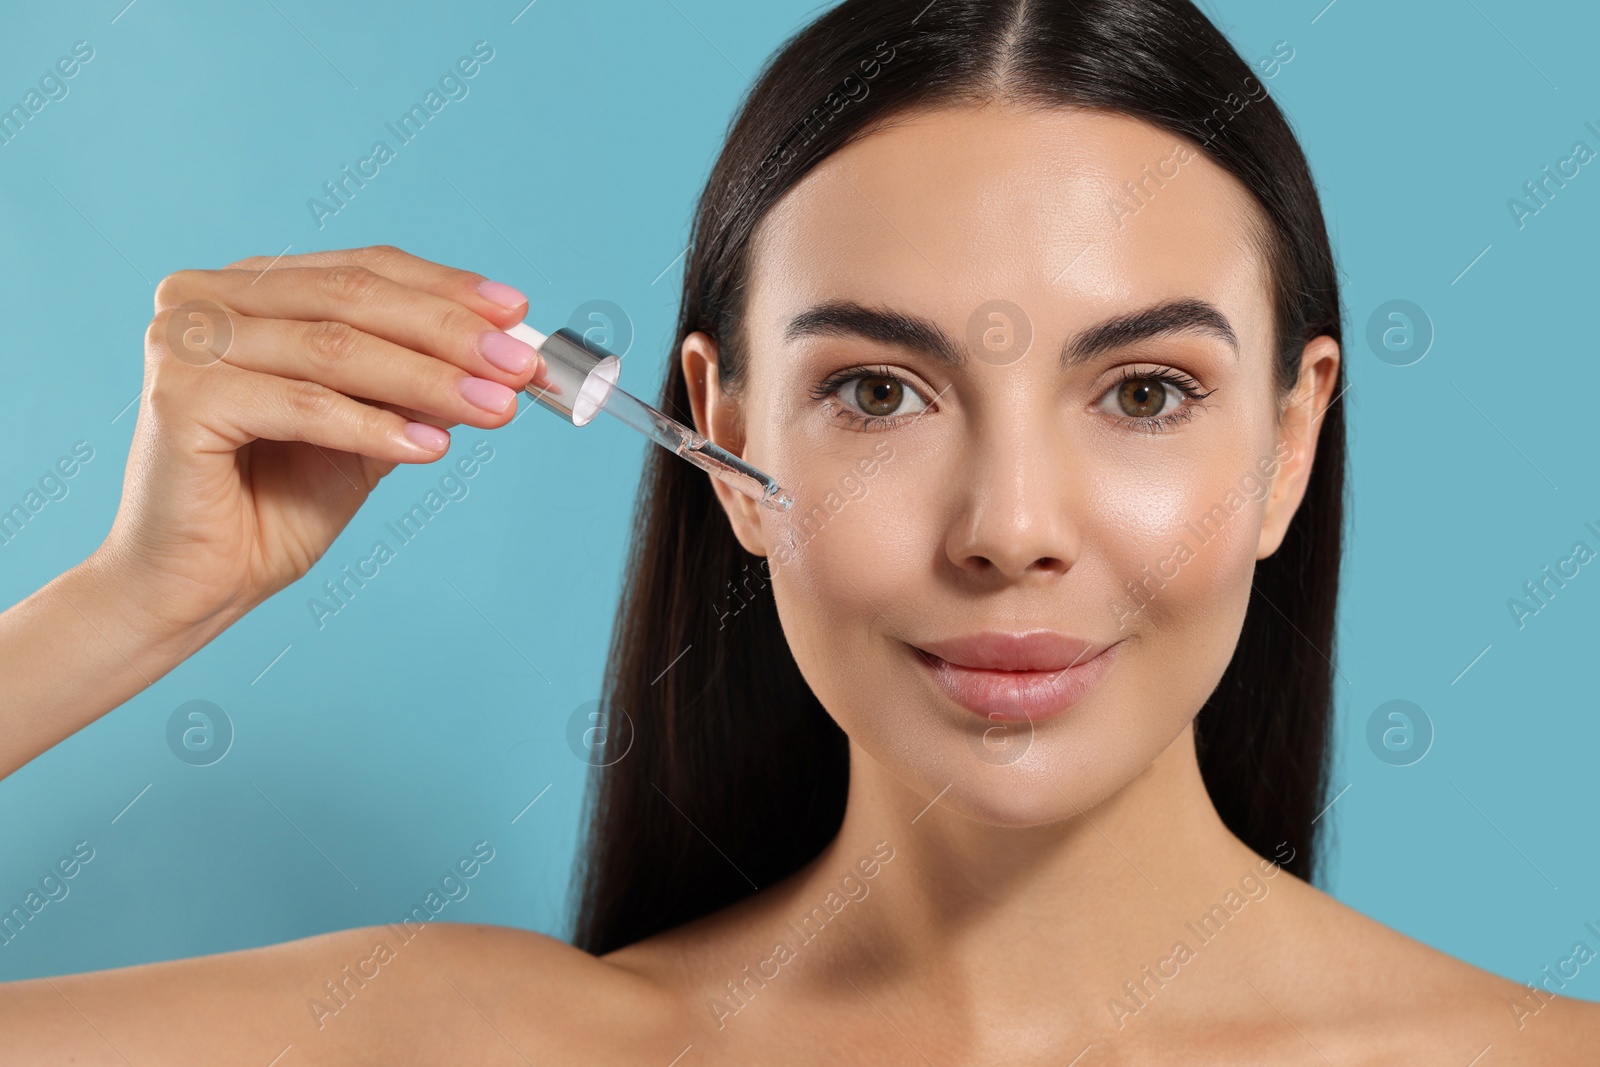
0 0 1595 1005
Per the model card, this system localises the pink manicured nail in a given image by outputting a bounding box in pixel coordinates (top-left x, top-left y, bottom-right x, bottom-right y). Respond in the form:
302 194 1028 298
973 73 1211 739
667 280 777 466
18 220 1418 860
403 421 450 452
478 330 537 375
476 279 526 309
458 375 516 414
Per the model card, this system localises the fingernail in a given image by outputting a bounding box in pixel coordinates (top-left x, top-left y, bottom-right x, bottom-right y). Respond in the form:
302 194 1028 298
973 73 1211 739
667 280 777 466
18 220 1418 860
476 279 526 309
478 329 537 375
403 421 450 452
458 375 517 415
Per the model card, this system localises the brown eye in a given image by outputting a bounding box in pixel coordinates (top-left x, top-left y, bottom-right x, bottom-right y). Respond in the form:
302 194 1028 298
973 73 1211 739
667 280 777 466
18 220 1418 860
1095 367 1209 433
1116 377 1171 418
818 368 930 427
854 374 906 416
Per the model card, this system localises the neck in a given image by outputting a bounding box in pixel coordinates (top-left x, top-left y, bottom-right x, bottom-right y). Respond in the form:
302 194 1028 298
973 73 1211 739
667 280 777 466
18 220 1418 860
794 721 1283 1031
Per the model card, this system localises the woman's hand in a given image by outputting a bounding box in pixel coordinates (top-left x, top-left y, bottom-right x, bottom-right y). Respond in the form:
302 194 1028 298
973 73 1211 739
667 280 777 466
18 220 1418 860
95 244 548 640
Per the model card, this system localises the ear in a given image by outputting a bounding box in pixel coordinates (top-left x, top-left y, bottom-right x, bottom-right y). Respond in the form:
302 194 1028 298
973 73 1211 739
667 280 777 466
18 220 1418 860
681 330 770 558
1257 334 1341 559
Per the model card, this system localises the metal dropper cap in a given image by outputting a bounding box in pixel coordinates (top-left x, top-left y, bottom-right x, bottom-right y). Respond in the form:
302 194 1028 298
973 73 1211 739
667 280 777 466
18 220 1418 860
504 321 620 426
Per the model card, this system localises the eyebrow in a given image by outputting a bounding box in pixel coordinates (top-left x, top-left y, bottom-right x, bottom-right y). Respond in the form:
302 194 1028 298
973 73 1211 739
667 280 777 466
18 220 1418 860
782 297 1240 367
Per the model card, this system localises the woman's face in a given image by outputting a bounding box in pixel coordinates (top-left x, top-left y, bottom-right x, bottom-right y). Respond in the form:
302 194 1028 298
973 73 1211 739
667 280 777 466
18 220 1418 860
686 102 1338 827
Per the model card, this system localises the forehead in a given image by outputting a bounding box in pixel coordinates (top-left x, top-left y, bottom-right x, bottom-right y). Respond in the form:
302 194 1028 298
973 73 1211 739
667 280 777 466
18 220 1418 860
745 103 1275 358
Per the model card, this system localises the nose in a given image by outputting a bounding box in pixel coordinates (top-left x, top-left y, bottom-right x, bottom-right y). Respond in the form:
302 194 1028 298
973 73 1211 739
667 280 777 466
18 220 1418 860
943 414 1082 584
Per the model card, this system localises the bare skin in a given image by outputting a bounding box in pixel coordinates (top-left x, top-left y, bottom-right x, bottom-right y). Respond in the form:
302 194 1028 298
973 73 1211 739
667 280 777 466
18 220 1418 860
1 104 1594 1064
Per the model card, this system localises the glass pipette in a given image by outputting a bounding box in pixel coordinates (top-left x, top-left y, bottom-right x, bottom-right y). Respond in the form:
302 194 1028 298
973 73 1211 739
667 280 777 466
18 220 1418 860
504 321 795 512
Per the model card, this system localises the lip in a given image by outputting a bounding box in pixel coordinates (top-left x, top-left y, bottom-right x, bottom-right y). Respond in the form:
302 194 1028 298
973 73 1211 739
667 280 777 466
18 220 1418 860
912 631 1121 723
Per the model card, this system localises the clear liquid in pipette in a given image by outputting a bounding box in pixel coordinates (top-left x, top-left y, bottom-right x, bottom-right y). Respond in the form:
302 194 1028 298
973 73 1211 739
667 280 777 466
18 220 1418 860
677 432 795 511
598 384 795 511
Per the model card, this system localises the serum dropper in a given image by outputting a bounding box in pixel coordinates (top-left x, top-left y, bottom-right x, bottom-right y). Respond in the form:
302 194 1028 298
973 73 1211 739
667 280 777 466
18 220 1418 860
503 321 795 512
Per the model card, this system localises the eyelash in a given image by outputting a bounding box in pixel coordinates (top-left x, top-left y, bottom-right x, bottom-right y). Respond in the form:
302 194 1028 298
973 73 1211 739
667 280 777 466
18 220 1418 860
808 364 1215 434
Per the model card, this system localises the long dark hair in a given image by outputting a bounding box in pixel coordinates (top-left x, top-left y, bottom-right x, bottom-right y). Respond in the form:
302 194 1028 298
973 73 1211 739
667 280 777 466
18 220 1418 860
571 0 1345 954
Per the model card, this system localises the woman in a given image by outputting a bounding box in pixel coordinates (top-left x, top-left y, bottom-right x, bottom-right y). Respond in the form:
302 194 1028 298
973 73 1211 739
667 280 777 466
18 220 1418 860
1 0 1593 1061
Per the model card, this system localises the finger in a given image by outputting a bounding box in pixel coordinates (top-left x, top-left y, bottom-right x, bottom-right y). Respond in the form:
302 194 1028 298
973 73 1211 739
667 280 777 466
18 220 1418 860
157 265 545 390
365 400 452 429
361 398 540 437
211 315 545 430
221 244 529 327
182 361 455 464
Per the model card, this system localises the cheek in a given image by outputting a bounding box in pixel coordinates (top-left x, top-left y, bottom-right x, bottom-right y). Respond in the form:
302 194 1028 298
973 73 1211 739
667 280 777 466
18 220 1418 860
1090 440 1269 690
758 409 919 597
1094 463 1257 586
760 438 927 719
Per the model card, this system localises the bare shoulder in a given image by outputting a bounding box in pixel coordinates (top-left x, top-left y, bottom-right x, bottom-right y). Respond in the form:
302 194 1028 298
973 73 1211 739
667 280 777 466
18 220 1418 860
400 921 696 1061
1264 871 1600 1063
0 920 687 1066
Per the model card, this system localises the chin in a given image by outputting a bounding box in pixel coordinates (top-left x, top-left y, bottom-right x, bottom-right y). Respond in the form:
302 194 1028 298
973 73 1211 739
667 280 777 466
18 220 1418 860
870 723 1161 830
936 779 1084 829
950 747 1137 827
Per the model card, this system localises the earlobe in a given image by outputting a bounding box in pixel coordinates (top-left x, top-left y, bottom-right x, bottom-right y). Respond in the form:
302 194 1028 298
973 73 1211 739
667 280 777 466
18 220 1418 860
1255 335 1341 560
680 331 770 558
